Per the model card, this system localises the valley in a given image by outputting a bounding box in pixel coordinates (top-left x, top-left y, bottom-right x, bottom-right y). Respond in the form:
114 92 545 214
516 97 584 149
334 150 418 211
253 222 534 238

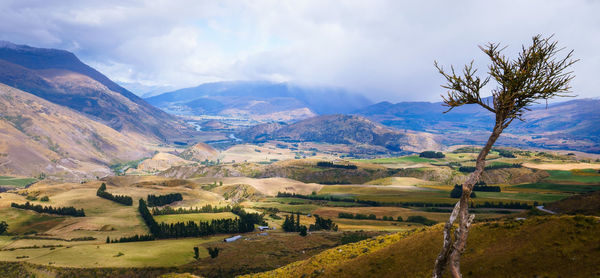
1 146 599 277
0 19 598 278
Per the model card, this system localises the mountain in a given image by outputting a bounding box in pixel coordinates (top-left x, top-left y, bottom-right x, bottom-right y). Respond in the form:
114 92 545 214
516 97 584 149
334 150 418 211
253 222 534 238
0 83 150 179
355 98 600 153
145 81 372 119
0 41 195 141
236 114 440 153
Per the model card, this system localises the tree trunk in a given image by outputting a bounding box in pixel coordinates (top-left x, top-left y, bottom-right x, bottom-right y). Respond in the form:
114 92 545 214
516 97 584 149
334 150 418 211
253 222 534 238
433 121 504 278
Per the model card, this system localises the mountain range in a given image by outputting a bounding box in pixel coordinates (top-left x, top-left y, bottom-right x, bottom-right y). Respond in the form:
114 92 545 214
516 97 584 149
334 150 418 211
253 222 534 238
354 99 600 153
145 81 372 118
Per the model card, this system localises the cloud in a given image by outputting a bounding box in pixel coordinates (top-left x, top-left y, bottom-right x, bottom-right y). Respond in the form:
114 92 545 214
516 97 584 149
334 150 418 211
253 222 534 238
0 0 598 102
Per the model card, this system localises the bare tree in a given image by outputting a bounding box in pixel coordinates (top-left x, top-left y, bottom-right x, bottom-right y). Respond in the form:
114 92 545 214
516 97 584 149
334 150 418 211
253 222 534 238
432 35 577 278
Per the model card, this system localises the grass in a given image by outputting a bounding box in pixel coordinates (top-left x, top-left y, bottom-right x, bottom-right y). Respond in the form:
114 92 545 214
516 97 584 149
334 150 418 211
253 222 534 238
474 191 570 203
514 182 600 193
353 155 435 164
0 176 37 187
0 208 66 235
545 170 600 183
244 215 600 278
0 236 224 268
154 212 238 224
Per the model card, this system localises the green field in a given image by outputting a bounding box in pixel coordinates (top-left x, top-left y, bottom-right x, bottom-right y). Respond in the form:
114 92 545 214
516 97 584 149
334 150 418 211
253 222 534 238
474 191 570 203
545 170 600 183
0 236 224 267
514 182 600 193
353 155 435 164
154 212 238 224
0 176 37 187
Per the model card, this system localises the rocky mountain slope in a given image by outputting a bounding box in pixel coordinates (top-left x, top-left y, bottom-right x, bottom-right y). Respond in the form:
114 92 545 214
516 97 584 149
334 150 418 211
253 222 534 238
0 83 151 179
0 41 195 142
145 81 372 119
236 114 440 153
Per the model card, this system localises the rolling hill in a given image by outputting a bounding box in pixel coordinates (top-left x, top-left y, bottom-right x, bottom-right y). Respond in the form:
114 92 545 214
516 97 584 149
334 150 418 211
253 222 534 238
0 41 196 142
245 215 600 278
145 81 372 119
355 98 600 153
236 114 440 153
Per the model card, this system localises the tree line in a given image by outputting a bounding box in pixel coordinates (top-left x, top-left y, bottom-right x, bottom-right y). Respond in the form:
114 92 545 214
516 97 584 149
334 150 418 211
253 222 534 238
419 151 445 158
458 163 522 173
147 193 183 207
97 183 132 206
316 161 358 169
138 199 264 238
11 202 85 217
276 192 532 209
151 204 233 215
106 234 154 243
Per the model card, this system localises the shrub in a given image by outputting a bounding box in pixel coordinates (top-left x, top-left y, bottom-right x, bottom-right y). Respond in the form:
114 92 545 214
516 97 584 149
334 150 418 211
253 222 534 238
207 247 219 258
419 151 445 158
40 196 50 202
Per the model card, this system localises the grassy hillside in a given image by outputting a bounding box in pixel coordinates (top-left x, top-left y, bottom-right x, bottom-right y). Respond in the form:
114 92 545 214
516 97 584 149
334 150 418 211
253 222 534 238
244 215 600 278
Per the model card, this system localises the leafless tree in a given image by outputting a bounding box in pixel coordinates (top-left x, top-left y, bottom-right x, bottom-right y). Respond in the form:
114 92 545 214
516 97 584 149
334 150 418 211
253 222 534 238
432 35 577 278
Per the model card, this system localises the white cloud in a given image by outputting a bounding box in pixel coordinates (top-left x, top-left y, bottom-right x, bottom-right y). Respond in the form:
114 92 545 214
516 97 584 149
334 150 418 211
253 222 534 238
0 0 598 102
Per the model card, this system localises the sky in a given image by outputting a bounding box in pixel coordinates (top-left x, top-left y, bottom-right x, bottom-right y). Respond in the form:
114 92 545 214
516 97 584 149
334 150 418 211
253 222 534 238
1 0 599 102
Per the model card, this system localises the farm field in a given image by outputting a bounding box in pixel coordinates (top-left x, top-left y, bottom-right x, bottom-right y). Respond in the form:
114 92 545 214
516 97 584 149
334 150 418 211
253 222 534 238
0 176 37 187
0 148 599 276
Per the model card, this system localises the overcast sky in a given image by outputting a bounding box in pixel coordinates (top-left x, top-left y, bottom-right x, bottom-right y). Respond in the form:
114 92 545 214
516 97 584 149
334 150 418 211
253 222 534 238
1 0 598 102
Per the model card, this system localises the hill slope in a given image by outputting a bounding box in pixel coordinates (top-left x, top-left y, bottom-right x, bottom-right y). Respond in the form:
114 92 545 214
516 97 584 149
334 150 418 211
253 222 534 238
146 81 372 118
0 41 195 141
236 114 440 153
356 99 600 153
245 215 600 277
0 83 150 179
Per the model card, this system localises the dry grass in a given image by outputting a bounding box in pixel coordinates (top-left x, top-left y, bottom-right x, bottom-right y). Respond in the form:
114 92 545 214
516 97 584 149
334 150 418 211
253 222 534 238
245 215 600 278
523 162 600 170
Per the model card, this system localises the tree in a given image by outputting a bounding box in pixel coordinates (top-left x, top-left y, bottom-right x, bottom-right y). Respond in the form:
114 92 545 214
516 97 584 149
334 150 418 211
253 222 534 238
432 35 576 278
193 246 200 259
299 225 308 236
0 221 8 235
207 247 219 258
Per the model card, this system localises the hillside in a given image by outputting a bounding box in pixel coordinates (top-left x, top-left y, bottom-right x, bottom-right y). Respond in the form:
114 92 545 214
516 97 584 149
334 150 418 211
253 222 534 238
245 215 600 277
355 99 600 153
236 115 440 153
145 81 371 119
179 142 219 162
0 41 196 141
0 83 150 179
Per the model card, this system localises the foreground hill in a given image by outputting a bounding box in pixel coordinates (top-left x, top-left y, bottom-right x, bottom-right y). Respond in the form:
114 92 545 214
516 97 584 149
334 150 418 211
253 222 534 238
0 83 150 179
146 81 372 119
236 114 440 153
356 99 600 153
245 215 600 277
0 41 195 141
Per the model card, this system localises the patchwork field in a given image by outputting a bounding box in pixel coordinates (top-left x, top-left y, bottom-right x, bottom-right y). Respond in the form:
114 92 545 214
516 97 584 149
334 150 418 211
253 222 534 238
0 148 598 277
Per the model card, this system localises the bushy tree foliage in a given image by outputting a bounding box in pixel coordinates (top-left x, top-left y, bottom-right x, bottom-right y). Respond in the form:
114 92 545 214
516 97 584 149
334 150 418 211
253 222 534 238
309 214 338 231
152 204 233 215
11 202 85 217
0 221 7 235
97 183 132 206
147 193 183 207
420 151 445 158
